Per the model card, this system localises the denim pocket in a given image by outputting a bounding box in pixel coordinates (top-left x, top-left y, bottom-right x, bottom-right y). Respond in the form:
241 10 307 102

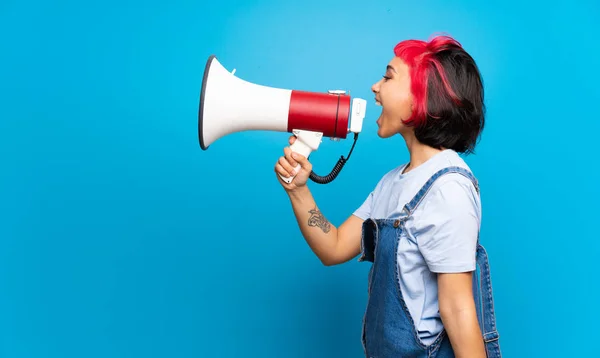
358 219 378 263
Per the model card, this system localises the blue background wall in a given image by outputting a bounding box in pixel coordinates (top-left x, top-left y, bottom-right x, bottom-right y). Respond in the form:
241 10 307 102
2 0 599 357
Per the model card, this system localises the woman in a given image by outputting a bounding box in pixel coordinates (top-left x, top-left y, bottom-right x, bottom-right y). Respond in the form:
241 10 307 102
274 35 501 358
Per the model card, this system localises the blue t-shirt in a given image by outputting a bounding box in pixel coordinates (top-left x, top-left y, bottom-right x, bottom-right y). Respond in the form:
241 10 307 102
353 149 481 345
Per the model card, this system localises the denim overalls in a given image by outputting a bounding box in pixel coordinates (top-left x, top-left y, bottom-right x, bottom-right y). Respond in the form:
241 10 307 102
359 166 501 357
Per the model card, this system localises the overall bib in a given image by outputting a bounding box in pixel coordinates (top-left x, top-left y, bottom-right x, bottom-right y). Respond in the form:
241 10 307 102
359 166 501 357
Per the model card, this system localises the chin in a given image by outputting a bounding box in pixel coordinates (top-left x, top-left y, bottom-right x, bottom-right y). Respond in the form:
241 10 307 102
377 128 394 138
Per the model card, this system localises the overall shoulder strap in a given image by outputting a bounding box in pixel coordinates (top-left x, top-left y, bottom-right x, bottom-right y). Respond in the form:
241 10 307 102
402 166 479 216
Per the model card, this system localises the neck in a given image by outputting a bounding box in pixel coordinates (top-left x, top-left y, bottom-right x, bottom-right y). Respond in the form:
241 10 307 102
402 131 444 173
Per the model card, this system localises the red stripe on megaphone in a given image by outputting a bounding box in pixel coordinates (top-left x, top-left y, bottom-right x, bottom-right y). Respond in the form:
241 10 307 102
287 90 350 139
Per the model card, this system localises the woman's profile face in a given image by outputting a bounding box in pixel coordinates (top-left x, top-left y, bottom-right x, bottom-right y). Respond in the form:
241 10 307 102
371 57 414 138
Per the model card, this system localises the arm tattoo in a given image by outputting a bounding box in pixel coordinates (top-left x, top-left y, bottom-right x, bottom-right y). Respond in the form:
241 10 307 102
308 206 331 233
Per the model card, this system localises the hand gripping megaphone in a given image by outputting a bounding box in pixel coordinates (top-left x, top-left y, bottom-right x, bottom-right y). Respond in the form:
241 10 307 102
198 55 367 184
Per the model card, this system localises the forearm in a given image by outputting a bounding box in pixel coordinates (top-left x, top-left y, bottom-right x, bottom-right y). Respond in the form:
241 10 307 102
287 186 339 265
441 305 486 358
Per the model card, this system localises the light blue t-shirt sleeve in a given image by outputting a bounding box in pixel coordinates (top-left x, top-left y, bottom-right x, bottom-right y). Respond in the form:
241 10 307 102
414 178 480 273
353 173 388 220
353 191 373 220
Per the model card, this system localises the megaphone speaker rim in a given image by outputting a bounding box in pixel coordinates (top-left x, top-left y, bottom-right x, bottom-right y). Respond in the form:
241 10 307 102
198 54 215 150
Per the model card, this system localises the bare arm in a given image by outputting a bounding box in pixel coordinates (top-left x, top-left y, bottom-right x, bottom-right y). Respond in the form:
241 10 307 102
274 137 363 266
287 185 364 266
438 272 486 358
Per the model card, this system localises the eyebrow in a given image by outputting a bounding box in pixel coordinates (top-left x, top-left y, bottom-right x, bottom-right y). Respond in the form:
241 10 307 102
387 65 397 73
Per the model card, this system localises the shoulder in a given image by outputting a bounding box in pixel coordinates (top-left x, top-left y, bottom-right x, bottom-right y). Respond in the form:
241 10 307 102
425 150 480 211
421 175 480 216
409 152 482 236
407 156 481 273
409 178 481 240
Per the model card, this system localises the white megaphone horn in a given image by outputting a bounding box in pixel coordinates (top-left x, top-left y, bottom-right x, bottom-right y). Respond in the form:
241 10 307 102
198 55 367 184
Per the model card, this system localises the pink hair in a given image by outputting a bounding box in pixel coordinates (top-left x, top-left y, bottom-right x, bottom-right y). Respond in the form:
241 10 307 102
393 35 464 126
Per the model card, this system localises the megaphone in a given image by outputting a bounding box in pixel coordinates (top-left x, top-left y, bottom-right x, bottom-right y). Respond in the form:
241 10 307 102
198 55 367 184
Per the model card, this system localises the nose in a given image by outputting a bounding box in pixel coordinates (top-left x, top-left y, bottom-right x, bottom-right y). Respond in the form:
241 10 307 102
371 79 381 94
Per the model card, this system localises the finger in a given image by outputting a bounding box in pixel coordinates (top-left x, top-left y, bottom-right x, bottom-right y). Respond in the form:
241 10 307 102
278 155 295 174
283 147 298 168
291 151 308 166
277 157 295 176
288 135 296 145
274 163 291 179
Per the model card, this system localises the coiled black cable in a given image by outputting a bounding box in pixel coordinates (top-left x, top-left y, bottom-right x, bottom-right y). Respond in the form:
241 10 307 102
309 132 359 184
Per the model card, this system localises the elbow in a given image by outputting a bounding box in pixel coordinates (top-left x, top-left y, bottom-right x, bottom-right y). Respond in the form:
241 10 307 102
439 300 469 319
439 305 458 322
439 301 478 328
320 257 337 266
439 297 455 317
319 255 341 266
318 235 342 266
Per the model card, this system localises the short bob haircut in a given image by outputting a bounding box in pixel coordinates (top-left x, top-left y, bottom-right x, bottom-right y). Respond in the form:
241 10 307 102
394 35 485 154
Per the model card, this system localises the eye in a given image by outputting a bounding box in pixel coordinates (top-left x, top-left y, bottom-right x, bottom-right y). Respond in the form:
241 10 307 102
382 75 391 81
